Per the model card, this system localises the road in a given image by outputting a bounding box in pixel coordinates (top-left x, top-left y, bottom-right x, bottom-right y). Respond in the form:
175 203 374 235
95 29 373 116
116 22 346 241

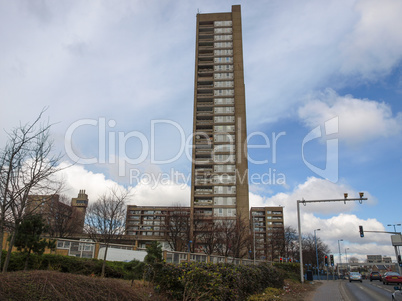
312 279 398 301
342 279 396 300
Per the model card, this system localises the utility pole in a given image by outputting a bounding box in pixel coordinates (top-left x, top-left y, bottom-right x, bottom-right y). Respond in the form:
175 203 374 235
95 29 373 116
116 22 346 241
314 229 321 280
297 193 367 283
338 239 343 279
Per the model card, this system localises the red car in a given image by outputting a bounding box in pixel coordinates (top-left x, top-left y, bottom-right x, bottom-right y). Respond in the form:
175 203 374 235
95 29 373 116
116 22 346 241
383 272 402 285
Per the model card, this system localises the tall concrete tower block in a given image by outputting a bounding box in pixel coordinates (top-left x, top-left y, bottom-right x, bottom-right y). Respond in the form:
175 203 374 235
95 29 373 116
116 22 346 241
190 5 249 250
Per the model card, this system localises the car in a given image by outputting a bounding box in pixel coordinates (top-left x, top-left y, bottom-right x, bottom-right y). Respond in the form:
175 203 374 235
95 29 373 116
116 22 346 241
349 272 363 283
392 286 402 301
383 272 402 285
370 271 382 281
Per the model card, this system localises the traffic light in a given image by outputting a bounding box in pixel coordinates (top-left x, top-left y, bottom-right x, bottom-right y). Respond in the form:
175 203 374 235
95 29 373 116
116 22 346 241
280 257 283 263
324 255 328 266
359 225 364 237
398 255 402 264
330 255 334 266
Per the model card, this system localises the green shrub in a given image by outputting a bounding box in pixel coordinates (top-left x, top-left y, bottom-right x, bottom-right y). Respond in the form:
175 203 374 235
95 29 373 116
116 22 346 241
149 262 285 300
273 262 299 281
0 251 145 280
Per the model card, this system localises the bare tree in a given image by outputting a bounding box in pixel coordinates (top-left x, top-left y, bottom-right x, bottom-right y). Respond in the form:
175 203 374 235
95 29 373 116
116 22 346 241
215 219 235 257
164 205 191 252
215 215 251 259
85 187 131 277
301 234 330 268
196 220 219 255
0 110 62 272
228 215 252 259
46 195 81 238
265 227 285 261
284 226 299 261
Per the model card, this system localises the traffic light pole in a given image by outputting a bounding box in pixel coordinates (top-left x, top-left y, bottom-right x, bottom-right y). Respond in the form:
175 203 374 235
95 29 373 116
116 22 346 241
297 194 367 283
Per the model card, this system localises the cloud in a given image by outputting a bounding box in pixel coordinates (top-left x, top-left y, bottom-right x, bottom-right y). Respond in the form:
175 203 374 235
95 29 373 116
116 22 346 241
57 161 190 206
340 0 402 78
249 176 395 258
298 89 402 145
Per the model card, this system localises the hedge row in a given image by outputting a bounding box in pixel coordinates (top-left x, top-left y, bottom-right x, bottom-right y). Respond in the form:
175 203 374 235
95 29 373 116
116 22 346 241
1 251 145 280
147 262 285 300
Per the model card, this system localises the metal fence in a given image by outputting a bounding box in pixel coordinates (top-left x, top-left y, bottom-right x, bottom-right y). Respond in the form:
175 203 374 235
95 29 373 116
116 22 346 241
164 250 267 266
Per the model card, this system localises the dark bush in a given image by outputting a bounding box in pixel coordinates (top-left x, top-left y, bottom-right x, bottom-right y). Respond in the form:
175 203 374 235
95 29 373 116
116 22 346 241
1 251 145 280
149 262 285 300
0 270 159 301
273 262 300 281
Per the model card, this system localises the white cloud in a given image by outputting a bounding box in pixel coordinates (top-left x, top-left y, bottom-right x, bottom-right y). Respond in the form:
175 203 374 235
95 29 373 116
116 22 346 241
130 180 190 207
249 176 395 259
340 0 402 78
57 161 190 206
298 89 402 144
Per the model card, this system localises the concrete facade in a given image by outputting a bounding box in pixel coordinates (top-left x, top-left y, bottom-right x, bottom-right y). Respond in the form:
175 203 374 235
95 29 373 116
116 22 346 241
250 206 285 261
190 5 249 250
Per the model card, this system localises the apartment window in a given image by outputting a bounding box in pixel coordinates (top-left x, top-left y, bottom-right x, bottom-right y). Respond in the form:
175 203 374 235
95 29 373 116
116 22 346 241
214 42 233 48
215 57 233 63
214 21 232 27
214 98 234 105
214 144 235 153
214 73 234 80
213 208 236 217
214 107 234 114
214 154 235 163
214 35 233 41
214 116 234 123
214 164 235 172
214 65 234 71
214 81 234 88
214 134 235 143
214 197 236 205
214 57 233 63
214 49 233 55
214 28 232 34
214 186 236 194
213 174 235 184
214 125 235 132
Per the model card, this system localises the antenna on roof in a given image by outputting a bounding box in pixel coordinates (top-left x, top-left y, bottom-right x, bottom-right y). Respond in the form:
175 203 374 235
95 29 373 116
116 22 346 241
197 8 200 14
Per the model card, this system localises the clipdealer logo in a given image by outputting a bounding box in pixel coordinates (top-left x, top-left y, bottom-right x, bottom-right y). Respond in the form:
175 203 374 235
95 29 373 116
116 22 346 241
64 117 338 185
302 117 339 183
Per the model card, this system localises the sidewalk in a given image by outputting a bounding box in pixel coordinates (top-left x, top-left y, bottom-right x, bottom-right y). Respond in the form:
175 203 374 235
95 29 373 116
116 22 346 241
311 281 345 301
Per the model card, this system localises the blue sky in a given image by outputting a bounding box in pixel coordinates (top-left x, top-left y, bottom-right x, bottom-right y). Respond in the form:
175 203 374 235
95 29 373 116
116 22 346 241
1 0 402 262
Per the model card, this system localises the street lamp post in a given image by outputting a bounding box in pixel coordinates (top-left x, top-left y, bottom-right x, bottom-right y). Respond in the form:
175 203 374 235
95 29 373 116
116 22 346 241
338 239 343 278
296 193 367 283
314 229 321 280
